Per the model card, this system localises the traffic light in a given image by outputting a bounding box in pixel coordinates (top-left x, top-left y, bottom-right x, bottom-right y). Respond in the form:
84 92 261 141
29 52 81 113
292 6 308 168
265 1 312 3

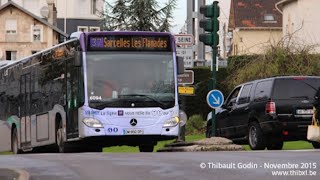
199 1 220 46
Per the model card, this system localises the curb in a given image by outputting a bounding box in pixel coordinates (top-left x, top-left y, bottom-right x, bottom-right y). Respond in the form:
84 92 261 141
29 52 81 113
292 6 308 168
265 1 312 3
14 169 30 180
0 168 30 180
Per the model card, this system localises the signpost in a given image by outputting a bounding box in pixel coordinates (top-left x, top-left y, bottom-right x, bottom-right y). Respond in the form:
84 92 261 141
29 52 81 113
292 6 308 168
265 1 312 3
178 86 195 96
176 47 193 68
178 70 194 85
207 90 224 109
175 34 194 68
175 34 195 142
175 34 194 46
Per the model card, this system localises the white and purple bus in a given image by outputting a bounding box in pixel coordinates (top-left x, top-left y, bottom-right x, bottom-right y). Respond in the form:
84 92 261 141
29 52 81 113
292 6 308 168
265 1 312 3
0 31 186 153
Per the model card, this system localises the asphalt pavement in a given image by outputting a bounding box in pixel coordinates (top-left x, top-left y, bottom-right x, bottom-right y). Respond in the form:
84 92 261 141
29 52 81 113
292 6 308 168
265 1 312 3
0 150 319 180
0 168 19 180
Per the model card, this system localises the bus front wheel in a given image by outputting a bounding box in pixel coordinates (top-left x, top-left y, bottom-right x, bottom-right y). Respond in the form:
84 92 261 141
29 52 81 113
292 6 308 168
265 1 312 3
56 121 67 153
139 145 154 152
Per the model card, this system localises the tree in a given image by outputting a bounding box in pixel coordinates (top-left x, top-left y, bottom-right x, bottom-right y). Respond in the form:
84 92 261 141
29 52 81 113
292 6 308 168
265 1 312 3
101 0 177 32
224 42 320 93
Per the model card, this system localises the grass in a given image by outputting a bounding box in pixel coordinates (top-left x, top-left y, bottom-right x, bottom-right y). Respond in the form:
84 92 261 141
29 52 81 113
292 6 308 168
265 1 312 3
242 141 314 151
0 151 12 155
103 134 205 153
0 136 315 154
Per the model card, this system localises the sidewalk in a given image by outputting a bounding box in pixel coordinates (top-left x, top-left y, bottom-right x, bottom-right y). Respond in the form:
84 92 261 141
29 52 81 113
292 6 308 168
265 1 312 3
0 168 30 180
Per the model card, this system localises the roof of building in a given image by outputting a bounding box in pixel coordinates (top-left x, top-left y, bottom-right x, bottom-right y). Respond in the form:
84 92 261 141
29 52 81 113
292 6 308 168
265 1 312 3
276 0 296 11
229 0 282 30
0 1 68 37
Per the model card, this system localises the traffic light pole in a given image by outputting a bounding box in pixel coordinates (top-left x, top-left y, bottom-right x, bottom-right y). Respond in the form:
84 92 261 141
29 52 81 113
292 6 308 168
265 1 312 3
211 47 217 137
199 1 220 137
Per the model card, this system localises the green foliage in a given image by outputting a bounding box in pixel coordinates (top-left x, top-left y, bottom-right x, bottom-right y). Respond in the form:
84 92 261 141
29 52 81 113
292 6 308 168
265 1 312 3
225 45 320 92
102 0 177 32
186 115 206 135
181 67 228 118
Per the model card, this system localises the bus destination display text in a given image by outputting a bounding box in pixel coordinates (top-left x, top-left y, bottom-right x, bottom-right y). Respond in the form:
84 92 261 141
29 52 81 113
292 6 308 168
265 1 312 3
88 35 171 51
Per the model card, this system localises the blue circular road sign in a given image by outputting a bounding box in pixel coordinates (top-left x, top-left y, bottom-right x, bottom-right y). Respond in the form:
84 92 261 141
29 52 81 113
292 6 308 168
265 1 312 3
207 89 224 109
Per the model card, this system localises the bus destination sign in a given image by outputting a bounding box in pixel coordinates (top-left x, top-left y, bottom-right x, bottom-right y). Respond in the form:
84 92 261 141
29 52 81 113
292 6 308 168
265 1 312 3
88 35 171 51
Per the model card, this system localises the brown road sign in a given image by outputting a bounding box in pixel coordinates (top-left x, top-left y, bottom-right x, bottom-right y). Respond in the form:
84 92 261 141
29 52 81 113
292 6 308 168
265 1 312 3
178 70 194 85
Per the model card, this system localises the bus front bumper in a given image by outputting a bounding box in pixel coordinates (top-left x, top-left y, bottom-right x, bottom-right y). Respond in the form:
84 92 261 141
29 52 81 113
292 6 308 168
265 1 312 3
80 123 180 139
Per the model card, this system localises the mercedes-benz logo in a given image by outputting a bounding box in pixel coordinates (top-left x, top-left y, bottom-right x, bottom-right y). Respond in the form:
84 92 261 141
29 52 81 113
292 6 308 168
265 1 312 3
130 119 138 126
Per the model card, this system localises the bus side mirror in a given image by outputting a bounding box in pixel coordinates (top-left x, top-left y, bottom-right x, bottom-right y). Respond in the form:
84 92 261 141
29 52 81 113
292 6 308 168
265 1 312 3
176 56 184 75
74 51 82 67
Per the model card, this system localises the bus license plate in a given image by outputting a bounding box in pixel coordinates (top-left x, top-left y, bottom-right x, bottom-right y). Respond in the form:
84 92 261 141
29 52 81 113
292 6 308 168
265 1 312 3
124 129 144 135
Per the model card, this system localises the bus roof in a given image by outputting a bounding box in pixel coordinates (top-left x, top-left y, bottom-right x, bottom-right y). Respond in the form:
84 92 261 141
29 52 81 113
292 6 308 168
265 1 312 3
0 38 78 70
86 31 173 37
70 31 174 40
0 61 14 68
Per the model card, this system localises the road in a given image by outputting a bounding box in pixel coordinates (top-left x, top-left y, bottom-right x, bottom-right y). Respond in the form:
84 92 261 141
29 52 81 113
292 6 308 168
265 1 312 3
0 150 319 180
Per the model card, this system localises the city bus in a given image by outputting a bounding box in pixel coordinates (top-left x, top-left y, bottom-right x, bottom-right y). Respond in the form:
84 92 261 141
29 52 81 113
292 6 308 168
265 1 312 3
0 31 186 153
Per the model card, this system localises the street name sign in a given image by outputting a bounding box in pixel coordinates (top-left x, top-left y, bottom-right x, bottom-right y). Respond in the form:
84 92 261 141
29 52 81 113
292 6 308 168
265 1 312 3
174 34 194 46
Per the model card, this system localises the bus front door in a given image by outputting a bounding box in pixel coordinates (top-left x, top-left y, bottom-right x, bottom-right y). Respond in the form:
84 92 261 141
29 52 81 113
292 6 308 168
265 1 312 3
66 60 79 138
20 74 31 147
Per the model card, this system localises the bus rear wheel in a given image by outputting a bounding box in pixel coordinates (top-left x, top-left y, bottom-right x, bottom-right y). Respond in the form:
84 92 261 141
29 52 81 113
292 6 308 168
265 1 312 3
139 145 154 152
12 128 22 154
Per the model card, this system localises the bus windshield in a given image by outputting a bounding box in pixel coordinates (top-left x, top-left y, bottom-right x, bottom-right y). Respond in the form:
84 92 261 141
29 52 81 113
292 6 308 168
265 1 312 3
86 51 175 109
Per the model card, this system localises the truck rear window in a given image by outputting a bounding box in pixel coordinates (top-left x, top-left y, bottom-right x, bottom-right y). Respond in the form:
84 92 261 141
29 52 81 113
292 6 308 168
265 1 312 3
273 78 320 100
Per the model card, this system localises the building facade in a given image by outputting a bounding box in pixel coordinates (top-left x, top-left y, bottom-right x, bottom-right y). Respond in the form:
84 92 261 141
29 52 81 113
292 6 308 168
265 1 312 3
229 0 282 56
0 1 67 60
1 0 104 35
276 0 320 52
56 0 104 34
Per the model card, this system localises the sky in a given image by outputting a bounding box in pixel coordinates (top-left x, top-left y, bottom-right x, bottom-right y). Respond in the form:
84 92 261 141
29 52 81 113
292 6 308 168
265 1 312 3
170 0 231 34
109 0 231 34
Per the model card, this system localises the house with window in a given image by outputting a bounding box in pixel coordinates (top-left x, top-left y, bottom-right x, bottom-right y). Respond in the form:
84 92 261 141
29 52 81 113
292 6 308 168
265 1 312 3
1 0 103 35
276 0 320 52
55 0 104 34
0 1 67 60
228 0 283 55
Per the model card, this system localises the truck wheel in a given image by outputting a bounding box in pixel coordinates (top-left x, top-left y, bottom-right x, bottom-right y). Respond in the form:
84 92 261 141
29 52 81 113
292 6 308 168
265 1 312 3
248 122 266 150
11 128 22 154
139 145 154 152
312 142 320 149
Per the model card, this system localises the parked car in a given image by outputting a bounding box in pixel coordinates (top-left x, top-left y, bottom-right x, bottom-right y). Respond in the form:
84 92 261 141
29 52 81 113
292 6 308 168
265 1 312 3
206 76 320 150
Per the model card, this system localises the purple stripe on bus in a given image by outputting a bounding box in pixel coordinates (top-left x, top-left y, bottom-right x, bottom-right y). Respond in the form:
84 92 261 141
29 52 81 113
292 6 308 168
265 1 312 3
83 31 176 52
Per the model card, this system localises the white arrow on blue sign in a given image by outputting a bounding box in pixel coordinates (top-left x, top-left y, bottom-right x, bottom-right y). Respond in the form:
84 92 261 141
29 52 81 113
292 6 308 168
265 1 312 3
206 89 224 109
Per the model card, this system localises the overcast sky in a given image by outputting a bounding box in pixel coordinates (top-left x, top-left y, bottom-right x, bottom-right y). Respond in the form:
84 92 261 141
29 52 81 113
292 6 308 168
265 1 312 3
108 0 231 34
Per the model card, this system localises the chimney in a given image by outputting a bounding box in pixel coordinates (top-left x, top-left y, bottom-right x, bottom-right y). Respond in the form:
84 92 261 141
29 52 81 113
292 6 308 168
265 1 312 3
47 0 57 26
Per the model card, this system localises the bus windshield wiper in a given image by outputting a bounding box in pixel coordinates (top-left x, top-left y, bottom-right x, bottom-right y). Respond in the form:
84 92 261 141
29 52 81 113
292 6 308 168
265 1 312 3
89 100 117 109
120 94 168 107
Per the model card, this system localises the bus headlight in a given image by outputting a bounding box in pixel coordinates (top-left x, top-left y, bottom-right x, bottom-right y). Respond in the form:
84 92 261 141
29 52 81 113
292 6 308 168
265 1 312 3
163 117 180 127
82 118 104 128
